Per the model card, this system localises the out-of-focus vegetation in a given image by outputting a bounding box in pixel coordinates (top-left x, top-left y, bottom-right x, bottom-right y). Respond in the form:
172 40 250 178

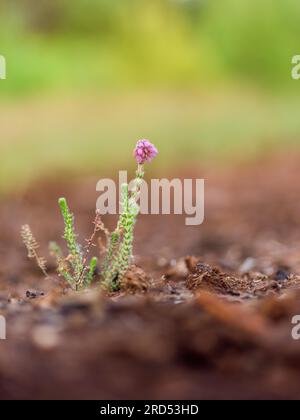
1 0 300 95
0 0 300 193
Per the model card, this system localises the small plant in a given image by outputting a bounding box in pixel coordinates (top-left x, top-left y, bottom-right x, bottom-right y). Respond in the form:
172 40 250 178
50 200 103 290
21 224 48 276
101 140 158 289
21 140 158 292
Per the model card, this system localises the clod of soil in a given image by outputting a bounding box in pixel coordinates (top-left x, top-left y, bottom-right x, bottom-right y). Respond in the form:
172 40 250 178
120 265 151 294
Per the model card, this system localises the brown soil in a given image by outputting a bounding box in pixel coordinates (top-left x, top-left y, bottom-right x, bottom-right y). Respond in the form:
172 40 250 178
1 154 300 400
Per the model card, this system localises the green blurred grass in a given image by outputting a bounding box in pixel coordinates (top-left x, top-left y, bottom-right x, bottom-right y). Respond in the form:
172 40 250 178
1 90 300 195
1 0 300 194
1 0 300 96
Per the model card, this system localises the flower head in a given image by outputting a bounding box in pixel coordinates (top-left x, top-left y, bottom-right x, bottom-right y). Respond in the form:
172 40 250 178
134 139 158 165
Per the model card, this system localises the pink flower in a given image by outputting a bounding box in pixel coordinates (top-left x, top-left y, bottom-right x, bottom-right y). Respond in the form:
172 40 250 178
134 139 158 164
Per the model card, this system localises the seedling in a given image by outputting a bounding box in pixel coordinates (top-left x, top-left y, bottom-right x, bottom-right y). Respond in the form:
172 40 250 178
21 224 47 277
21 140 158 291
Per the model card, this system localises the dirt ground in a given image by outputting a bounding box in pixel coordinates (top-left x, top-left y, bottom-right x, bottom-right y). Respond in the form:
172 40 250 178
1 153 300 400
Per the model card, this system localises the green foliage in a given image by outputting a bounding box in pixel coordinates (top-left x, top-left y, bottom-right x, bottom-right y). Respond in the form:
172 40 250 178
57 197 99 290
102 165 146 291
102 231 121 273
116 183 135 280
21 156 149 292
1 0 300 95
49 240 74 284
86 256 98 286
58 197 84 286
199 0 300 89
56 190 141 291
102 183 134 290
55 176 143 291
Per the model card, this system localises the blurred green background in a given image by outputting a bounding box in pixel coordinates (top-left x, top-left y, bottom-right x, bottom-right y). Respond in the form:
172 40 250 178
1 0 300 193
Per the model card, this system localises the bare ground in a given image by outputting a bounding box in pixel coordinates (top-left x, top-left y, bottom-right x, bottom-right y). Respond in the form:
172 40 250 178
1 154 300 399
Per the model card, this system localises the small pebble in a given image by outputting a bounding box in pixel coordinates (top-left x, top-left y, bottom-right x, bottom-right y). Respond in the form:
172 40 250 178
26 290 45 299
32 325 60 350
157 257 168 268
239 258 256 274
275 269 289 281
